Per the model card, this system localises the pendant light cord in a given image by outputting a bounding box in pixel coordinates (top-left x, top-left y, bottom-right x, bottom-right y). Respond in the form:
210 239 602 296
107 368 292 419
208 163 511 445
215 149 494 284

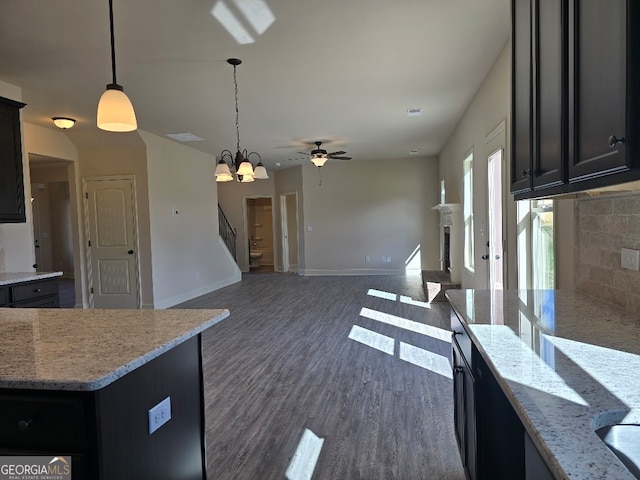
108 0 118 86
234 64 240 152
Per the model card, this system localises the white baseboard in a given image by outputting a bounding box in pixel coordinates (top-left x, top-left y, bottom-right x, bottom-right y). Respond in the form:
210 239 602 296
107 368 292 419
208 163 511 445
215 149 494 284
300 268 405 276
154 271 241 309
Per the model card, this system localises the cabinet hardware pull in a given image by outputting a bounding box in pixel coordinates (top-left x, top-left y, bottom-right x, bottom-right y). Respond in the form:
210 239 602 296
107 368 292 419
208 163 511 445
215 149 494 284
34 288 41 293
521 169 531 178
454 366 464 374
18 419 33 431
608 135 626 148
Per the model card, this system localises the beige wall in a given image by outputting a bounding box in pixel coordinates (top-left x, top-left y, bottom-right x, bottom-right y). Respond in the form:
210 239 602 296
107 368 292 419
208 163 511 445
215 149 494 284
141 131 240 308
300 157 440 275
575 193 640 314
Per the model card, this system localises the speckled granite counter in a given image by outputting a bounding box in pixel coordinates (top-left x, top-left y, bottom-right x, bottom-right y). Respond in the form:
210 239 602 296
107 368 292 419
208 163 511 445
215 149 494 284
0 308 229 391
446 289 640 480
0 271 62 285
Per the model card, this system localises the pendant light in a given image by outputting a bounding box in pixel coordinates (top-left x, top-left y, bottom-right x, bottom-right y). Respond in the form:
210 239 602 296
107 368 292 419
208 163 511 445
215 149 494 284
97 0 137 132
215 58 269 183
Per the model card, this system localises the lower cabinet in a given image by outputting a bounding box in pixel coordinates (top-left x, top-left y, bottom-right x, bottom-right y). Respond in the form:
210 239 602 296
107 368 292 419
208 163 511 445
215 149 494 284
451 309 549 480
0 336 206 480
0 278 59 307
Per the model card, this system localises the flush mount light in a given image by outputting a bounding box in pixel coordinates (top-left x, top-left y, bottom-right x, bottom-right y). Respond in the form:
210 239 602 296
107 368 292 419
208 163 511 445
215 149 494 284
97 0 137 132
52 117 76 129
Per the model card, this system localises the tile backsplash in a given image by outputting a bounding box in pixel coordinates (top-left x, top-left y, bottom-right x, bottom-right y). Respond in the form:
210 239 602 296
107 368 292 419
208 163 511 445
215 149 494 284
576 193 640 316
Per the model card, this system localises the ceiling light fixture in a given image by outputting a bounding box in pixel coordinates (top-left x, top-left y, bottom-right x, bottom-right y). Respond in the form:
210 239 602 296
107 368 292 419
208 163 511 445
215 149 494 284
215 58 269 183
52 117 76 129
97 0 137 132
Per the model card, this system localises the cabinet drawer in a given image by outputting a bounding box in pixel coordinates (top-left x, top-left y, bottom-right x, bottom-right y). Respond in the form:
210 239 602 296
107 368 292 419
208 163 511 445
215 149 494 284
11 280 58 303
0 394 87 451
0 287 8 306
12 296 60 308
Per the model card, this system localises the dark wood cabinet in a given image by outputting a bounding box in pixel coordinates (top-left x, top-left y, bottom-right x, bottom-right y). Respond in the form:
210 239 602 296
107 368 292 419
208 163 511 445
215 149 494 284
511 0 640 199
451 309 527 480
0 278 59 308
0 96 26 223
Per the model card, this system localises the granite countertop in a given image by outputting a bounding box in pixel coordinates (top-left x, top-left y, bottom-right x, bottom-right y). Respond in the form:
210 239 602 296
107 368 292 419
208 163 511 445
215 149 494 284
0 308 229 391
0 271 63 286
446 289 640 480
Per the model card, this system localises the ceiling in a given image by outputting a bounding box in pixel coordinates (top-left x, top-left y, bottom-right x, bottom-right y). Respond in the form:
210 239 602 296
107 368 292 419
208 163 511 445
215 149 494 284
0 0 510 171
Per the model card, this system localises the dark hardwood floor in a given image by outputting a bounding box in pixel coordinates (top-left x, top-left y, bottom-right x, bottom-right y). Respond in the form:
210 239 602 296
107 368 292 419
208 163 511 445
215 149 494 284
175 273 464 480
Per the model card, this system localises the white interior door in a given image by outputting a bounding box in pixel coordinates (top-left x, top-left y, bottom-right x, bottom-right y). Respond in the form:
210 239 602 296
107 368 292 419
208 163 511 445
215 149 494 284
486 123 505 290
84 177 140 308
280 195 290 272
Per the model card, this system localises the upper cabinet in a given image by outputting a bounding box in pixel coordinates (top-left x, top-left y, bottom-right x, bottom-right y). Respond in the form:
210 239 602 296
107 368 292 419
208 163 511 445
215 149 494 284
0 96 26 223
511 0 640 199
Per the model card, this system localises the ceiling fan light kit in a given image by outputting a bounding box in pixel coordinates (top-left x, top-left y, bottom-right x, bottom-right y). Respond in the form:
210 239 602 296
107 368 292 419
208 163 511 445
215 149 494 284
300 141 352 168
215 58 269 183
52 117 76 129
97 0 137 132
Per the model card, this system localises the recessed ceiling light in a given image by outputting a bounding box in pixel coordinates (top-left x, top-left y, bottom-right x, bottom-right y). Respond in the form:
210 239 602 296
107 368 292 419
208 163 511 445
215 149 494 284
275 162 281 167
406 107 422 117
166 133 204 142
410 149 420 155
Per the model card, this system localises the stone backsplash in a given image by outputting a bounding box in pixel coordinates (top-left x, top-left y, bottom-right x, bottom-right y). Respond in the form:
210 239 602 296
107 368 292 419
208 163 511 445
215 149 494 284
576 193 640 316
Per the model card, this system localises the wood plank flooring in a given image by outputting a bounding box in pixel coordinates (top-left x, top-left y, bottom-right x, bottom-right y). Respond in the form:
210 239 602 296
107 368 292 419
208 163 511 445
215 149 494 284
174 273 465 480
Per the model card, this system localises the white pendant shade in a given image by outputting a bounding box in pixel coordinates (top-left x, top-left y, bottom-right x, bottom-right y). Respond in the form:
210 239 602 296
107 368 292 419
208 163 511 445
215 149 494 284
253 164 269 179
239 174 255 183
216 173 234 182
97 87 138 132
311 156 328 167
215 160 232 177
237 159 254 176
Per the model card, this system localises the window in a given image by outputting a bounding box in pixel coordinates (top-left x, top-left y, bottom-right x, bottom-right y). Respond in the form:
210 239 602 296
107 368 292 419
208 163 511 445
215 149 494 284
517 199 555 289
440 178 446 204
463 152 474 272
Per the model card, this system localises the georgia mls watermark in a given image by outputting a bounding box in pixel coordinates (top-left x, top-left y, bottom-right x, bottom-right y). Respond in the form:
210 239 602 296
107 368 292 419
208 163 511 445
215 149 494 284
0 456 71 480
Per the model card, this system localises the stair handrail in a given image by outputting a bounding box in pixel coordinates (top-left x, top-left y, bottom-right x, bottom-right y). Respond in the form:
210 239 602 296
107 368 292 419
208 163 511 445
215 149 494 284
218 204 237 261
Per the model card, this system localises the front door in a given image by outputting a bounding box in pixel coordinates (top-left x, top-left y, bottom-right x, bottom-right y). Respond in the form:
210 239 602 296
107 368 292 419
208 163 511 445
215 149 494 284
83 177 140 308
486 122 505 290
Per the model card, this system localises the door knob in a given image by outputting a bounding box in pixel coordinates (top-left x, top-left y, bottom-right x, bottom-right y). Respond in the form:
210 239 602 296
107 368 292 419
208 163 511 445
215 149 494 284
128 250 134 255
495 255 501 260
481 254 489 260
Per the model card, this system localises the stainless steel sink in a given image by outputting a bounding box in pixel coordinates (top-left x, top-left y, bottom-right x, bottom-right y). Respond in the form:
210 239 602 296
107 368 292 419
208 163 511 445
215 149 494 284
596 424 640 479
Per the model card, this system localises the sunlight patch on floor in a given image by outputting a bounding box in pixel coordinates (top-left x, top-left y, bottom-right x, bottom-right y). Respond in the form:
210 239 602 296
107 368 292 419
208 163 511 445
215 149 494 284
367 288 431 309
360 307 451 343
348 325 395 355
399 342 452 379
286 428 325 480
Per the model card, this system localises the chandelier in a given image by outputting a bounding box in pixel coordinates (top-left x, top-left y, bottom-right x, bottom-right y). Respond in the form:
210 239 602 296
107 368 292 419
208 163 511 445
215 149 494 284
215 58 268 183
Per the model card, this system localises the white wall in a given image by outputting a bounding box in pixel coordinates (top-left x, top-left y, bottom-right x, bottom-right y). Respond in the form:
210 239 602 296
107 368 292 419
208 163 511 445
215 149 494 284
274 166 304 272
438 40 515 289
300 157 440 275
140 131 240 308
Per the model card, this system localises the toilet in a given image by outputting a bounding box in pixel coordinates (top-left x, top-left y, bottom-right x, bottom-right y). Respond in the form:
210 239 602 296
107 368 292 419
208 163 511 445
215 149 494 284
249 251 263 268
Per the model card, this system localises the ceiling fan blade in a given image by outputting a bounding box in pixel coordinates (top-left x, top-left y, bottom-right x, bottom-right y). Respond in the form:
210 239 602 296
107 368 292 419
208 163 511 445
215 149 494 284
329 156 352 160
297 152 311 156
327 151 346 156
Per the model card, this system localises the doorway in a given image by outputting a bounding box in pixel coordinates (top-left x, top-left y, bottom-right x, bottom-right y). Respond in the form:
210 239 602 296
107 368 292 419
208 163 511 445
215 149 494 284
280 192 299 273
244 196 275 273
29 155 77 307
485 121 506 290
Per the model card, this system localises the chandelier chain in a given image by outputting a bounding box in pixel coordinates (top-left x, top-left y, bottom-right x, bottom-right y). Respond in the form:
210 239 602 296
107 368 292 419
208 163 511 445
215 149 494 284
234 64 240 153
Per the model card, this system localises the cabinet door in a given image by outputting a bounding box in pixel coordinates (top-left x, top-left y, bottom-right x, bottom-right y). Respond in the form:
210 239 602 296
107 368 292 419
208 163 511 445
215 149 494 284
452 337 478 480
511 0 534 194
568 0 629 182
0 97 26 223
533 0 566 190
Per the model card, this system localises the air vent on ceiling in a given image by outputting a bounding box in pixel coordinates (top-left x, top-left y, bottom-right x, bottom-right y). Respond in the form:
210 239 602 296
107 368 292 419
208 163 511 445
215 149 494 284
166 133 204 142
410 149 420 155
406 107 422 117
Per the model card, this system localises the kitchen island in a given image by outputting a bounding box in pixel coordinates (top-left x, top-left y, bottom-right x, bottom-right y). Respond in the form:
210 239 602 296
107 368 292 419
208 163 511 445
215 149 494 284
0 307 229 479
447 289 640 480
0 271 62 307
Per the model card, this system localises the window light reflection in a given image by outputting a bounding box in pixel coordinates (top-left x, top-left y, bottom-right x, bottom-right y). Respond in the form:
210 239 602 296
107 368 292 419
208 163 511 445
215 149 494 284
359 307 450 343
285 428 324 480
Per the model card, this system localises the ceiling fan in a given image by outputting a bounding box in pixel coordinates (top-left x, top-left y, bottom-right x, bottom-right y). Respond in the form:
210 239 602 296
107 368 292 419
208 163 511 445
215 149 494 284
299 141 352 167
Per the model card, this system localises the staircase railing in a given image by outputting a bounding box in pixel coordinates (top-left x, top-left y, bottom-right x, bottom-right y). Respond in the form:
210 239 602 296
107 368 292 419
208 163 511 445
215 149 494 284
218 204 237 261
